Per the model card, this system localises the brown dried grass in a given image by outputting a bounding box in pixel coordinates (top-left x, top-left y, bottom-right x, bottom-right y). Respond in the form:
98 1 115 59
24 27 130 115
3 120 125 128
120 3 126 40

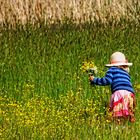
0 0 140 26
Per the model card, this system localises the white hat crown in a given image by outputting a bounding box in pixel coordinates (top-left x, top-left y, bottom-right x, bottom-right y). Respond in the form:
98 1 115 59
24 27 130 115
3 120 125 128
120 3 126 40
105 52 132 67
111 52 126 63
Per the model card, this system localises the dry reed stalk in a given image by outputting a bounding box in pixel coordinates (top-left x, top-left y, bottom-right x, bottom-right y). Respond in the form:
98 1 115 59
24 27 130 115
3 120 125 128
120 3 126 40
0 0 140 27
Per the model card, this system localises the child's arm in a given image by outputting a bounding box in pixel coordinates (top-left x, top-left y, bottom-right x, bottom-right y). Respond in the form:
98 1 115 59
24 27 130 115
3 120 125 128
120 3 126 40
89 70 113 86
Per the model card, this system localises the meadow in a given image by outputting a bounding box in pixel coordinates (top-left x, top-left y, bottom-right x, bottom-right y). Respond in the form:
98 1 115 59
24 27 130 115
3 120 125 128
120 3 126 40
0 21 140 139
1 0 140 137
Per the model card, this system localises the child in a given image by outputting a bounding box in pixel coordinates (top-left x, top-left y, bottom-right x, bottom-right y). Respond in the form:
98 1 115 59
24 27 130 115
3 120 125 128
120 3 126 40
89 52 136 124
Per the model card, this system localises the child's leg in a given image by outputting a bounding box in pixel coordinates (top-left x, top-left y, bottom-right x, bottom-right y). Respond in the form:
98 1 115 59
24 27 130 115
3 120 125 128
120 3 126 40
129 114 135 122
129 93 136 123
113 116 131 125
113 116 124 125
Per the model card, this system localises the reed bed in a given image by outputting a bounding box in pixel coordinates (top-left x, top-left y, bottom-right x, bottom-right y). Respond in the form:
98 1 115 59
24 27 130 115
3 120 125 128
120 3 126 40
0 0 140 27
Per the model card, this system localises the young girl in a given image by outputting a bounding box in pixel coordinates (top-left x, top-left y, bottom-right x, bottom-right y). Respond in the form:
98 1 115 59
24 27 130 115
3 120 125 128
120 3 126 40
89 52 136 124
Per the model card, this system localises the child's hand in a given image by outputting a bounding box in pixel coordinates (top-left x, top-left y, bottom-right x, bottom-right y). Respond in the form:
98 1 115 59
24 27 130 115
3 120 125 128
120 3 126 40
89 76 94 81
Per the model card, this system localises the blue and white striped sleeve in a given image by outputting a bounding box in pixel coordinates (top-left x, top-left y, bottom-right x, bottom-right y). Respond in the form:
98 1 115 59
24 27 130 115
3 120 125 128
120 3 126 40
91 69 113 86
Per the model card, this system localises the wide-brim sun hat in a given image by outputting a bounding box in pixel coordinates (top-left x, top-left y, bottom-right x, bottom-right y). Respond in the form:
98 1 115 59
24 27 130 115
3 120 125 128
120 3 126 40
105 52 133 67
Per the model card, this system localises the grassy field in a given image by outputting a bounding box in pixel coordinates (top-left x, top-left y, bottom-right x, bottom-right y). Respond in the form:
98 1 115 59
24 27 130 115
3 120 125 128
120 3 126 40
0 22 140 139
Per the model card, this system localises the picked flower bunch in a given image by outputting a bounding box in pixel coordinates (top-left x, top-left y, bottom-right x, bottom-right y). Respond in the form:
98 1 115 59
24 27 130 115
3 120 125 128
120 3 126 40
81 61 98 76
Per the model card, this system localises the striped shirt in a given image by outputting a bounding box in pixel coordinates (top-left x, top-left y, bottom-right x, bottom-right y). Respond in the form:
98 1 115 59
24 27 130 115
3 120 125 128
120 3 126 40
91 67 134 94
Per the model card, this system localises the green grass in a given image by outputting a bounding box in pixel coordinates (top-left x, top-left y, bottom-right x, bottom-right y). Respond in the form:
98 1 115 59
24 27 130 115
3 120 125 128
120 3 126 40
0 22 140 139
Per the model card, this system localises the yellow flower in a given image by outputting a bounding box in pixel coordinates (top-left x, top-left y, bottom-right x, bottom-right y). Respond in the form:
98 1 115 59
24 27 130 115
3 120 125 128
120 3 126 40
81 61 97 74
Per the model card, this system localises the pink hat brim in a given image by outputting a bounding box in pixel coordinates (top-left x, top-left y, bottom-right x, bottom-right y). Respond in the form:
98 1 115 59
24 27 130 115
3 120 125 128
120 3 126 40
105 62 133 67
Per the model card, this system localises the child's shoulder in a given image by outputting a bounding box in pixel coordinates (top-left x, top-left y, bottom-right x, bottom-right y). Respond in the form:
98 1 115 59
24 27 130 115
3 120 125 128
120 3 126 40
107 66 121 73
108 66 129 74
108 66 118 70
